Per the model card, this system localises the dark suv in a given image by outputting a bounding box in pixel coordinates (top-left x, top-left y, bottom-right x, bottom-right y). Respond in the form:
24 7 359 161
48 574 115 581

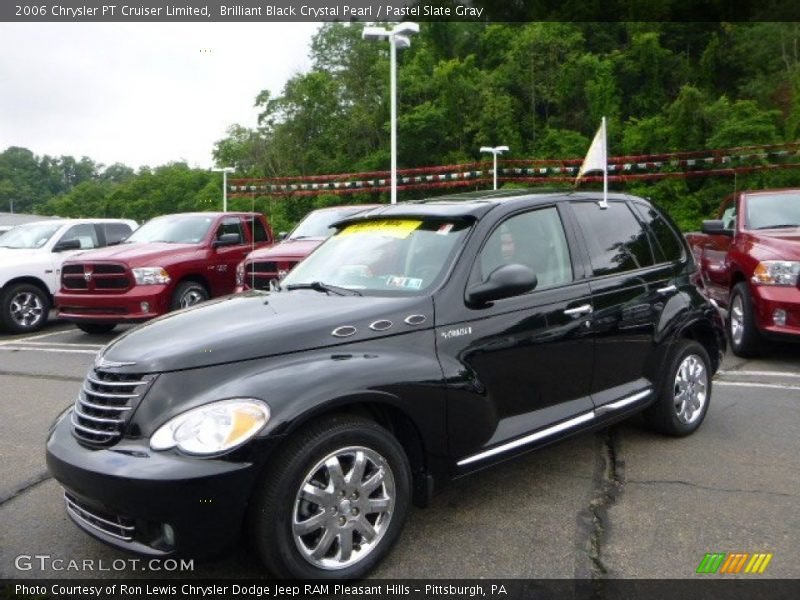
46 191 725 579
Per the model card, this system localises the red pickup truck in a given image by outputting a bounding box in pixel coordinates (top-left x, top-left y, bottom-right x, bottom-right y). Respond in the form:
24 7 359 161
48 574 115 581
56 212 273 334
236 204 378 292
686 189 800 356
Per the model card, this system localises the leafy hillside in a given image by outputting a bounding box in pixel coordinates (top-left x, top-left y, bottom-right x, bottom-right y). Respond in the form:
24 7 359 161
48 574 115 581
5 22 800 232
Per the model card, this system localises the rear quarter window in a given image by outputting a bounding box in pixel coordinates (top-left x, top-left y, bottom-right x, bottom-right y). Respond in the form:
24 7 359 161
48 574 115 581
631 203 685 263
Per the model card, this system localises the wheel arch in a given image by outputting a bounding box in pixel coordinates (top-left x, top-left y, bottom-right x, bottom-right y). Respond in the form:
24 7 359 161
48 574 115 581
1 276 53 302
677 317 723 374
175 274 211 295
279 393 433 507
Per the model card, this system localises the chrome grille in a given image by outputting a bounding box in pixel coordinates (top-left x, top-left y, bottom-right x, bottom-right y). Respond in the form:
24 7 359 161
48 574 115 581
71 369 153 446
64 491 135 541
61 262 131 292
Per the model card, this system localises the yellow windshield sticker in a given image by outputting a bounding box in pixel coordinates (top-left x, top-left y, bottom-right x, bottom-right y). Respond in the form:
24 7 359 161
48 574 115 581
340 220 422 239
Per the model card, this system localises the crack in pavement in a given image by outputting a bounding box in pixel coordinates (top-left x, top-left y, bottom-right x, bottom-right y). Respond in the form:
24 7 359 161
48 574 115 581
0 470 52 507
626 478 799 499
575 427 625 596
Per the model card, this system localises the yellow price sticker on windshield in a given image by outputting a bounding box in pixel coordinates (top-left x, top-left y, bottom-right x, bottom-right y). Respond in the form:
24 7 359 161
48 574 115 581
339 220 422 239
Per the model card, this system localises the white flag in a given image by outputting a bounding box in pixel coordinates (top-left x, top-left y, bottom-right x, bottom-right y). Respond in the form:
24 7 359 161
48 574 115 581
576 117 607 181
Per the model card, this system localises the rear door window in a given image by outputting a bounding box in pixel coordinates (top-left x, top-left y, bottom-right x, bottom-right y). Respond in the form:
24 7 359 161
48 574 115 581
571 201 655 276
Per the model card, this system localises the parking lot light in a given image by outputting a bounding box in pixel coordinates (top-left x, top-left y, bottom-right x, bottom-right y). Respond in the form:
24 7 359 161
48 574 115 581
480 146 510 190
362 22 420 205
211 167 235 212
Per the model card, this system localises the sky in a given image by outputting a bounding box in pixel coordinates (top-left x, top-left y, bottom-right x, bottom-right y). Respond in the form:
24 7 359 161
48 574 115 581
0 22 320 169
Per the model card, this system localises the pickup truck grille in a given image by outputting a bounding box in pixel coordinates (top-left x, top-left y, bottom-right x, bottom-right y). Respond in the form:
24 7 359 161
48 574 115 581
245 261 298 291
71 368 154 447
62 263 130 291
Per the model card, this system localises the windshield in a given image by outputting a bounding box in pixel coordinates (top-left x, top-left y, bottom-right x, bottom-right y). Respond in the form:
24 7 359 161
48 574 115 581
746 193 800 230
289 207 370 239
0 222 62 249
282 218 472 295
125 215 214 244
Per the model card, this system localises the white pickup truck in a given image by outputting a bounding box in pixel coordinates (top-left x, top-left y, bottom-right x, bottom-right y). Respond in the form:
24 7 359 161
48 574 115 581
0 218 137 333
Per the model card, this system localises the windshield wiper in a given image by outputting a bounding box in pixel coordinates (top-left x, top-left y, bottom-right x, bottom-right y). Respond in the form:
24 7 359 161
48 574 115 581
285 281 362 296
755 223 800 230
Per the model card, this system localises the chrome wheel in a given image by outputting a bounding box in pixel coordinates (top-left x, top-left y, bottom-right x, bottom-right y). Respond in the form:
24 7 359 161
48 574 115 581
730 294 744 346
292 446 395 570
673 354 708 425
179 289 205 308
10 291 44 329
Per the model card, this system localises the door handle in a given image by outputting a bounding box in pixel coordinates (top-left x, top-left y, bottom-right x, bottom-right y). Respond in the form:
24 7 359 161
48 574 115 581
564 304 593 317
657 285 678 295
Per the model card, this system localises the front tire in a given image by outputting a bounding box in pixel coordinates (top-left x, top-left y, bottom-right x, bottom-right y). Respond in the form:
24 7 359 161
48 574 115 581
248 415 411 579
75 323 117 335
728 282 764 357
0 283 50 334
644 340 712 437
170 281 209 311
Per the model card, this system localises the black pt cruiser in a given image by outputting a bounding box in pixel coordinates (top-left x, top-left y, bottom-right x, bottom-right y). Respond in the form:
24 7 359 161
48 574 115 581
47 191 726 578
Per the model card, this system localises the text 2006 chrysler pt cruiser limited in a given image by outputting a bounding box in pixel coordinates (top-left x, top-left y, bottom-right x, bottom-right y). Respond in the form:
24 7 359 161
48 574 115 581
47 191 725 578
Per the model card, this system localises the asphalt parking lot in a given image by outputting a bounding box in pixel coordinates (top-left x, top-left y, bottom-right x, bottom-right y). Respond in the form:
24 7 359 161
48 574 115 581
1 321 798 580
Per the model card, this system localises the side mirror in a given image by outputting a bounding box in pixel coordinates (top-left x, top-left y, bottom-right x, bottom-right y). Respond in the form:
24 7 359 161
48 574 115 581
467 264 538 307
214 232 242 247
277 232 288 241
701 220 733 237
53 239 82 252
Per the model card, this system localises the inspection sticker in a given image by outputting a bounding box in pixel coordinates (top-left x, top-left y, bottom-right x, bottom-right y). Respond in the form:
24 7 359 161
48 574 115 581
340 219 422 239
387 275 424 290
437 223 454 235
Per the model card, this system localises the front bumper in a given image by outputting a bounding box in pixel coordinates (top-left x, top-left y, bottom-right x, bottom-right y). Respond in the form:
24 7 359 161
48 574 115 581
752 284 800 340
46 413 263 557
56 286 170 323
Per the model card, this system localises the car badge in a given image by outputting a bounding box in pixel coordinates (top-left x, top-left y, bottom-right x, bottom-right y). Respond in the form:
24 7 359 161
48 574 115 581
84 268 93 282
95 356 137 370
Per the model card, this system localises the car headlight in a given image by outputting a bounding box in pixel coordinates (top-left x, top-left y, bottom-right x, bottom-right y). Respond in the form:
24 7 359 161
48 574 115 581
150 398 269 455
133 267 171 285
236 261 245 286
751 261 800 286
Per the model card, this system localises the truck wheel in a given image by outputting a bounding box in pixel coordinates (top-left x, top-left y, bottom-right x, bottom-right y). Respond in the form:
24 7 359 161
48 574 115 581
76 323 117 335
0 283 50 334
728 282 764 357
170 281 208 311
644 340 712 437
248 414 411 579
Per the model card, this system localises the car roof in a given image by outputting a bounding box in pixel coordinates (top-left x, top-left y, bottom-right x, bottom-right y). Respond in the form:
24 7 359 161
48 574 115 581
344 189 638 222
160 211 261 218
12 218 135 226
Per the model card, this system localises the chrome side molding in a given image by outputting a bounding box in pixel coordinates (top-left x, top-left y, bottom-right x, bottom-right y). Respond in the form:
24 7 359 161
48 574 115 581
457 388 652 467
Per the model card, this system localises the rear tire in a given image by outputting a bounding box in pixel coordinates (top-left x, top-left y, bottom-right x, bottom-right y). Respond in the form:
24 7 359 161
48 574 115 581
0 283 50 334
170 281 209 311
644 340 712 437
248 414 411 579
75 323 117 335
727 282 764 357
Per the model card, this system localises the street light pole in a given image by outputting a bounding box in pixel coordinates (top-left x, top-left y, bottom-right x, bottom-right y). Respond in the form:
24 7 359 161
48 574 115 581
479 146 510 190
211 167 235 212
363 22 419 204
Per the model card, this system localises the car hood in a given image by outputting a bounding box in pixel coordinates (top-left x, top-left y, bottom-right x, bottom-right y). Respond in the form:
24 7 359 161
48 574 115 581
63 242 200 266
99 290 434 373
750 230 800 260
0 247 48 269
246 238 323 261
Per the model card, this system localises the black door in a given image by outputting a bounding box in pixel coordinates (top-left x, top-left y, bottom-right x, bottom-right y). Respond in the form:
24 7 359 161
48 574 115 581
435 205 595 466
569 199 678 408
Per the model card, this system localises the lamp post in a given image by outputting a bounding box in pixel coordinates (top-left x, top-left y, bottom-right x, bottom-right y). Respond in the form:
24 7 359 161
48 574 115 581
211 167 235 212
362 22 419 205
480 146 509 190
